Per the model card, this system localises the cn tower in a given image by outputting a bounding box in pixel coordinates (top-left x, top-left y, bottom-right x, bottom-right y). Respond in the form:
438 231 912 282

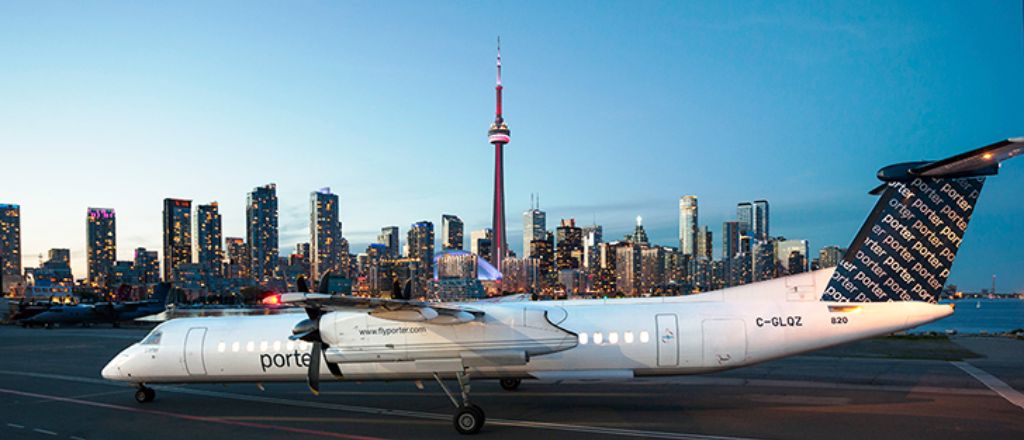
487 38 511 274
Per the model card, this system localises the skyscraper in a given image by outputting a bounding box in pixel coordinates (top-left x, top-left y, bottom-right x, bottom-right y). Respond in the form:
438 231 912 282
522 205 546 258
722 221 740 260
470 229 493 262
378 226 400 258
0 204 21 292
86 208 116 284
753 200 770 241
581 224 603 270
679 196 698 256
487 40 511 272
162 198 192 281
133 248 160 284
555 219 582 270
737 202 753 236
818 245 845 269
247 184 279 284
696 225 713 260
225 237 250 279
194 202 223 276
407 221 435 294
310 188 343 281
632 216 649 245
441 214 464 251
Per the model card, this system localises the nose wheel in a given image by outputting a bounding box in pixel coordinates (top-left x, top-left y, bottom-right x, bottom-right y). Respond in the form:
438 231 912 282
433 370 486 435
134 385 155 403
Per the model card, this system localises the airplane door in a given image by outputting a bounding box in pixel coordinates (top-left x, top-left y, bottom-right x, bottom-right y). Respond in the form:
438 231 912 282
702 320 746 367
655 314 679 367
184 327 208 375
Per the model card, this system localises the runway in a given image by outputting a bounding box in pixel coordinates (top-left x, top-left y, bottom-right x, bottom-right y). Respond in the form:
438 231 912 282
1 326 1022 439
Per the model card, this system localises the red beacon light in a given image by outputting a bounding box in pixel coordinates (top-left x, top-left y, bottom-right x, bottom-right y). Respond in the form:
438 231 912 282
262 294 282 306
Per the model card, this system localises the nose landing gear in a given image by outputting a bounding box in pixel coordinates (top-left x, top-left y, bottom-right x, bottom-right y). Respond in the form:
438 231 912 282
134 385 155 403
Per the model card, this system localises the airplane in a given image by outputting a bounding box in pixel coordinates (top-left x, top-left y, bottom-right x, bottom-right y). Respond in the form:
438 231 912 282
102 138 1022 435
23 284 171 328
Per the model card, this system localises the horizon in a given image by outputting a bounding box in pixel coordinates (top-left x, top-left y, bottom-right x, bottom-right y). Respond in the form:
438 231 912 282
2 1 1022 291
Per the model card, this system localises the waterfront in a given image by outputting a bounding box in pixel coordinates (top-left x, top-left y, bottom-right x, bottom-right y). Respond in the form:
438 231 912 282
913 299 1024 334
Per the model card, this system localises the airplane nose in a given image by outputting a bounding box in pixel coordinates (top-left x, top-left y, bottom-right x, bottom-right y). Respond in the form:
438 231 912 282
101 358 122 380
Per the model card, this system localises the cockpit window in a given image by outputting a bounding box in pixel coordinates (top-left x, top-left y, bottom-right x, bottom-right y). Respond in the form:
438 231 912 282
141 330 162 345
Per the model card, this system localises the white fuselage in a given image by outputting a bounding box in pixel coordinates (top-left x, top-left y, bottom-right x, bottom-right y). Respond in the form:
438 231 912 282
102 269 953 384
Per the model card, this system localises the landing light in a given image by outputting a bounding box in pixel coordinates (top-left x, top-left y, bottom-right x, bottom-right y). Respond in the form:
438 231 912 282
983 152 993 160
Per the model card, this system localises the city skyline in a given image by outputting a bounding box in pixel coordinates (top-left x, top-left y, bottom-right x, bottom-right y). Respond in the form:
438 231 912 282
2 2 1022 291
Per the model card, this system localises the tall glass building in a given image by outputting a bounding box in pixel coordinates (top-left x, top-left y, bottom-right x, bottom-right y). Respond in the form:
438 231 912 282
162 198 192 281
246 184 279 284
679 195 698 256
441 214 464 251
378 226 400 258
195 202 223 276
310 188 342 281
0 203 21 292
522 208 546 258
86 207 116 284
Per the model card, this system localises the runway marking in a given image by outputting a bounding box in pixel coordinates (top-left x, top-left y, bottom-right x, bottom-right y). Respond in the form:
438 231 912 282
0 388 383 440
32 428 58 435
0 370 759 440
7 423 25 428
951 361 1024 412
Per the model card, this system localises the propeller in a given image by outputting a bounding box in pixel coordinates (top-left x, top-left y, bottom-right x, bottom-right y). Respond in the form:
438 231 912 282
289 270 341 395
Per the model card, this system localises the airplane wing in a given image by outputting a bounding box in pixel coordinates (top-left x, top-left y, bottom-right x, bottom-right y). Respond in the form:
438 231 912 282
280 292 484 325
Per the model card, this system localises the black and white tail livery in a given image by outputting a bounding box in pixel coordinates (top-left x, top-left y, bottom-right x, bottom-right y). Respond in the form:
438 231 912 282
824 138 1024 303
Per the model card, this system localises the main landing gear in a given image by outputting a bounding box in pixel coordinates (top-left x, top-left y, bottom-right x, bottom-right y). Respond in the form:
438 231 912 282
433 370 485 435
499 378 521 391
134 385 155 403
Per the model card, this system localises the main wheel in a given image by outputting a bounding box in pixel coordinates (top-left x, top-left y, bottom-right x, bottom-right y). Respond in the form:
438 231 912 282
134 387 155 403
499 378 521 391
453 404 485 435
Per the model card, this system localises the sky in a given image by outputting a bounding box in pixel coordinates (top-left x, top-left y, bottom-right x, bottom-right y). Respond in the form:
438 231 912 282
1 1 1022 292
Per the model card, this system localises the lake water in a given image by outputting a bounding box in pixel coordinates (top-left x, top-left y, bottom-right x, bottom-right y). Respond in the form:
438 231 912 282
911 299 1024 334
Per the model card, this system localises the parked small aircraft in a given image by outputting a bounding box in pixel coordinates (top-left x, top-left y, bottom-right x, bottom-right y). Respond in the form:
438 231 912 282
22 284 170 328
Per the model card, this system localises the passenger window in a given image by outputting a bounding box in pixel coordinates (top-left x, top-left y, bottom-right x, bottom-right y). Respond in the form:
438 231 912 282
231 342 240 352
217 342 226 352
141 330 162 345
578 333 589 345
608 332 619 344
639 331 650 343
593 332 604 344
624 331 635 343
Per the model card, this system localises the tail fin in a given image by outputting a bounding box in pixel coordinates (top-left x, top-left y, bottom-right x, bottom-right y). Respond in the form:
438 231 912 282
823 138 1023 303
151 282 172 305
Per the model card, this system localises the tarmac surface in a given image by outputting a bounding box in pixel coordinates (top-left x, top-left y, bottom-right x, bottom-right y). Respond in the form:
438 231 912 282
1 325 1022 440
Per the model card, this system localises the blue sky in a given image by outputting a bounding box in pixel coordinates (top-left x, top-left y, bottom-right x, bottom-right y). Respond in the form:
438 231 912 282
1 1 1022 291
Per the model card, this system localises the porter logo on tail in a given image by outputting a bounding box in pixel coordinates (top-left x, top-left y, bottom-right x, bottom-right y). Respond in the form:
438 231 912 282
823 138 1024 304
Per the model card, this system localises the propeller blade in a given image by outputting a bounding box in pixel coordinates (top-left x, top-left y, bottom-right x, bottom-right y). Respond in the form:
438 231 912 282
296 275 310 293
308 341 321 395
317 270 332 294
